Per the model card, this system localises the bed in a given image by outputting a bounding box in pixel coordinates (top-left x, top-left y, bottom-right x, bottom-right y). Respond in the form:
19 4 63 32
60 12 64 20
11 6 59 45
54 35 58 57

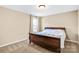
29 27 66 52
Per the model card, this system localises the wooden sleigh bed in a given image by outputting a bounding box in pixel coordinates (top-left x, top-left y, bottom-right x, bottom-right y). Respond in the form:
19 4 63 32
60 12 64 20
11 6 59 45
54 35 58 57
29 27 66 53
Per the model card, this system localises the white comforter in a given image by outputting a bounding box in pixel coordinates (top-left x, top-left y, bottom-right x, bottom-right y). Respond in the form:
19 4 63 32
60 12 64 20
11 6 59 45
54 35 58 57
35 29 66 48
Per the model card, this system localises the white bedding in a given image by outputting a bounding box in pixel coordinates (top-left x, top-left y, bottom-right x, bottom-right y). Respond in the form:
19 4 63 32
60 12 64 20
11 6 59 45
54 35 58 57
35 29 66 48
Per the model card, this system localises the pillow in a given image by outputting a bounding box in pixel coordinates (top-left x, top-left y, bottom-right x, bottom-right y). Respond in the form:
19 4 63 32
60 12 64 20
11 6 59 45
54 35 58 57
42 29 65 35
43 29 65 33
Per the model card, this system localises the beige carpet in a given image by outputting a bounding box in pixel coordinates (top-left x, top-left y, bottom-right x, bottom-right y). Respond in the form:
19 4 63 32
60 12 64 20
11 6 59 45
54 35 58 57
0 40 79 53
0 40 51 53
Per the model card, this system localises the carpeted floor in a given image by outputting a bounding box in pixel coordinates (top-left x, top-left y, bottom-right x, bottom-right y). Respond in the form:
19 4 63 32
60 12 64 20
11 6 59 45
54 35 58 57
0 40 79 53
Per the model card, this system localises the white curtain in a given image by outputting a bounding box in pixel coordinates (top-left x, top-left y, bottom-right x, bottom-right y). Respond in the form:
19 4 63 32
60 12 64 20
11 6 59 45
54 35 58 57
29 15 41 33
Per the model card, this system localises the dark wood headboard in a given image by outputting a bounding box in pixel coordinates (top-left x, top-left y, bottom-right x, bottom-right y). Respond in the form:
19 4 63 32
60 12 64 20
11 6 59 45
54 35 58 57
45 27 65 30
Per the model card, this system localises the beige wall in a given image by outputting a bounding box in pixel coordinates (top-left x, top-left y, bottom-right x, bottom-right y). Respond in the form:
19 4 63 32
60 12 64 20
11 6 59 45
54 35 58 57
0 7 30 46
41 11 78 41
78 10 79 41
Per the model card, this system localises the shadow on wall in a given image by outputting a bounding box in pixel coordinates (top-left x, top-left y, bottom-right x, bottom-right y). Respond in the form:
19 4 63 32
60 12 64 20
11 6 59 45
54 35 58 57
66 28 78 41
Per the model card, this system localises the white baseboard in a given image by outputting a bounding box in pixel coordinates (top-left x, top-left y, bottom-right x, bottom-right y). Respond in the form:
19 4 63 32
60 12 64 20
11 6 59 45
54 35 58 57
0 39 28 48
66 40 78 44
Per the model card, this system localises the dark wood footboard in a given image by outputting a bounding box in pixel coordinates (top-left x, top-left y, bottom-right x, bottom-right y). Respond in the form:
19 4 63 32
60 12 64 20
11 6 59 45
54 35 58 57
29 33 60 53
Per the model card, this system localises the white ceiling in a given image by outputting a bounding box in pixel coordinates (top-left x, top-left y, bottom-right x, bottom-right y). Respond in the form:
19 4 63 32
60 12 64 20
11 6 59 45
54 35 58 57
2 5 79 16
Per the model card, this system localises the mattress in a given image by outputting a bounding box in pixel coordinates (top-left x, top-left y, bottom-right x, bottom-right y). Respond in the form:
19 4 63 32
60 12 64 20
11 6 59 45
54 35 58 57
35 29 66 48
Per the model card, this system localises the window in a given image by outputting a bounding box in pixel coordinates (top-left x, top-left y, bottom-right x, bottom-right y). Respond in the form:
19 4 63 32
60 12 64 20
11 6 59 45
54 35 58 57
32 16 39 33
30 16 41 33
